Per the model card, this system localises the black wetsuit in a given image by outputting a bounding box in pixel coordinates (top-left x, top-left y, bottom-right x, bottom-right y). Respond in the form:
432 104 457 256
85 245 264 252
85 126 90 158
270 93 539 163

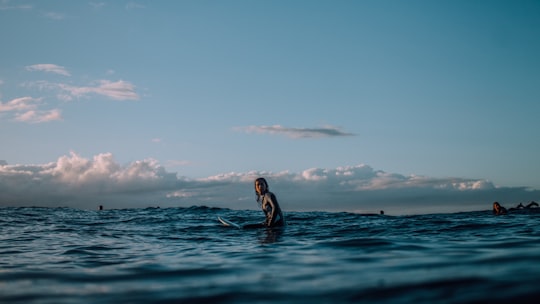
493 206 508 215
260 192 284 227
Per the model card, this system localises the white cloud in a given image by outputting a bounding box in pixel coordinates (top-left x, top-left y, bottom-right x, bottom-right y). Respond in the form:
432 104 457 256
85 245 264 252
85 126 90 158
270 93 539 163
11 66 139 125
3 67 139 124
0 96 40 112
14 109 62 123
1 152 537 214
23 79 139 101
58 80 139 100
42 152 156 184
0 152 179 208
26 64 71 76
0 96 61 123
236 125 355 138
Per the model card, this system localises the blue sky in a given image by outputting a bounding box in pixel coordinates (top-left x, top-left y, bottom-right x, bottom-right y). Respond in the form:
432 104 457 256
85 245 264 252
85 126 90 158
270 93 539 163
1 0 539 214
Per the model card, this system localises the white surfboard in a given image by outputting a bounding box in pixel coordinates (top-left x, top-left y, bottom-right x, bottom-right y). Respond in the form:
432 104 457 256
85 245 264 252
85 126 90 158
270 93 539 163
218 216 241 229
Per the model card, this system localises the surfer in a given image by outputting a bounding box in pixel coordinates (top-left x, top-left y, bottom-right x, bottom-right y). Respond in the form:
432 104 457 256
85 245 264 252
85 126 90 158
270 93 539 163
508 201 539 211
493 201 538 215
527 201 539 208
493 202 507 215
254 177 285 227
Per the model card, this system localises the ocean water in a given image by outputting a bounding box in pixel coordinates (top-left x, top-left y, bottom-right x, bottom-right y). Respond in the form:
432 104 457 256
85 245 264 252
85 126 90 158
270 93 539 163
1 206 540 303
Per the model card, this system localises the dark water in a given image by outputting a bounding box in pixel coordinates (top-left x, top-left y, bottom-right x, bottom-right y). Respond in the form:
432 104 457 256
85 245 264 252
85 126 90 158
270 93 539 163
1 206 540 303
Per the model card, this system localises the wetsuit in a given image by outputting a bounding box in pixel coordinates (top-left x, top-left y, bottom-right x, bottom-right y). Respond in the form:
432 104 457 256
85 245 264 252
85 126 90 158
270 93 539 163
493 206 508 215
260 192 284 227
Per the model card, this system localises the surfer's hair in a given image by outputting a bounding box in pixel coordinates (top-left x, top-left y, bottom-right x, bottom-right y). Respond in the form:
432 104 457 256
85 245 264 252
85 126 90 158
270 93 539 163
255 177 268 203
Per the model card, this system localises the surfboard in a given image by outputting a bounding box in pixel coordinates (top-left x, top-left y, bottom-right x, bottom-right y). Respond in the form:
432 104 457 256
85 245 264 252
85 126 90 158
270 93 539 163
218 216 241 229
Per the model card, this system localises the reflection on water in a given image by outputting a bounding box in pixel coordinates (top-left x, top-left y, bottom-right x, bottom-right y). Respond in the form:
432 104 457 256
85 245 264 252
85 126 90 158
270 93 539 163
257 227 285 244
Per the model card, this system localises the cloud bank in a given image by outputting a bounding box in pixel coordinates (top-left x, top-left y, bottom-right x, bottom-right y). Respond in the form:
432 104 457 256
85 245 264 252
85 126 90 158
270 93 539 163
1 152 537 215
236 125 355 138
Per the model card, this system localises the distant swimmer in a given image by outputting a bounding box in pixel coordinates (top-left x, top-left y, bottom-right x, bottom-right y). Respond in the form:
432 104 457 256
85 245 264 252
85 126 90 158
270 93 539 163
254 177 285 228
493 202 508 215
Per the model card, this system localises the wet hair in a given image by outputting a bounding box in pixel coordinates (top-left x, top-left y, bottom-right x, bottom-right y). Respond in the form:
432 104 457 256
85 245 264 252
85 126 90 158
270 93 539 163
255 177 269 203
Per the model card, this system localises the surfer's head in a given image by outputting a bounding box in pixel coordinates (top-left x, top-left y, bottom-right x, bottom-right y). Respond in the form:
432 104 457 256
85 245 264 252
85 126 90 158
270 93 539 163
255 177 268 195
493 202 506 215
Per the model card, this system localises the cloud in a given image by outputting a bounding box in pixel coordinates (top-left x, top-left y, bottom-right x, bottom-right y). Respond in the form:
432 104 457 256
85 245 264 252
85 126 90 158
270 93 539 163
58 80 139 101
43 12 66 20
0 1 32 10
14 109 62 123
26 64 71 76
126 2 145 9
23 79 139 101
89 2 106 9
3 65 139 124
1 152 538 214
0 152 180 208
24 64 138 100
0 96 61 123
0 96 40 112
236 125 355 138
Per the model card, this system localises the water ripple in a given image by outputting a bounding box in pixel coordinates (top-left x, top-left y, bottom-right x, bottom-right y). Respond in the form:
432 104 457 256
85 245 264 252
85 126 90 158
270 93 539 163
1 206 540 303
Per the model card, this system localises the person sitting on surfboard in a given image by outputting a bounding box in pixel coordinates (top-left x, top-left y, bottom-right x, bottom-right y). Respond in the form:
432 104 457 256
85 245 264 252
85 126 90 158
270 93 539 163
493 202 508 215
255 177 285 227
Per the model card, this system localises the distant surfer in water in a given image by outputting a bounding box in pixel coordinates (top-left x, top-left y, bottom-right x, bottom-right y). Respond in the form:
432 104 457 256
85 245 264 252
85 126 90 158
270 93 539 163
493 201 538 215
493 202 508 215
509 201 539 211
254 177 285 228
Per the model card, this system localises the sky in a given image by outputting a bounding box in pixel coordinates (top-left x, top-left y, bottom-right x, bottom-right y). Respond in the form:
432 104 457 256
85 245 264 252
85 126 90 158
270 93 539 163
1 0 539 215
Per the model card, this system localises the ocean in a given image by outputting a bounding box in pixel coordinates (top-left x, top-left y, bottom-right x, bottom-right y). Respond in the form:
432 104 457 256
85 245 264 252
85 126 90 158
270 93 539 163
1 206 540 303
